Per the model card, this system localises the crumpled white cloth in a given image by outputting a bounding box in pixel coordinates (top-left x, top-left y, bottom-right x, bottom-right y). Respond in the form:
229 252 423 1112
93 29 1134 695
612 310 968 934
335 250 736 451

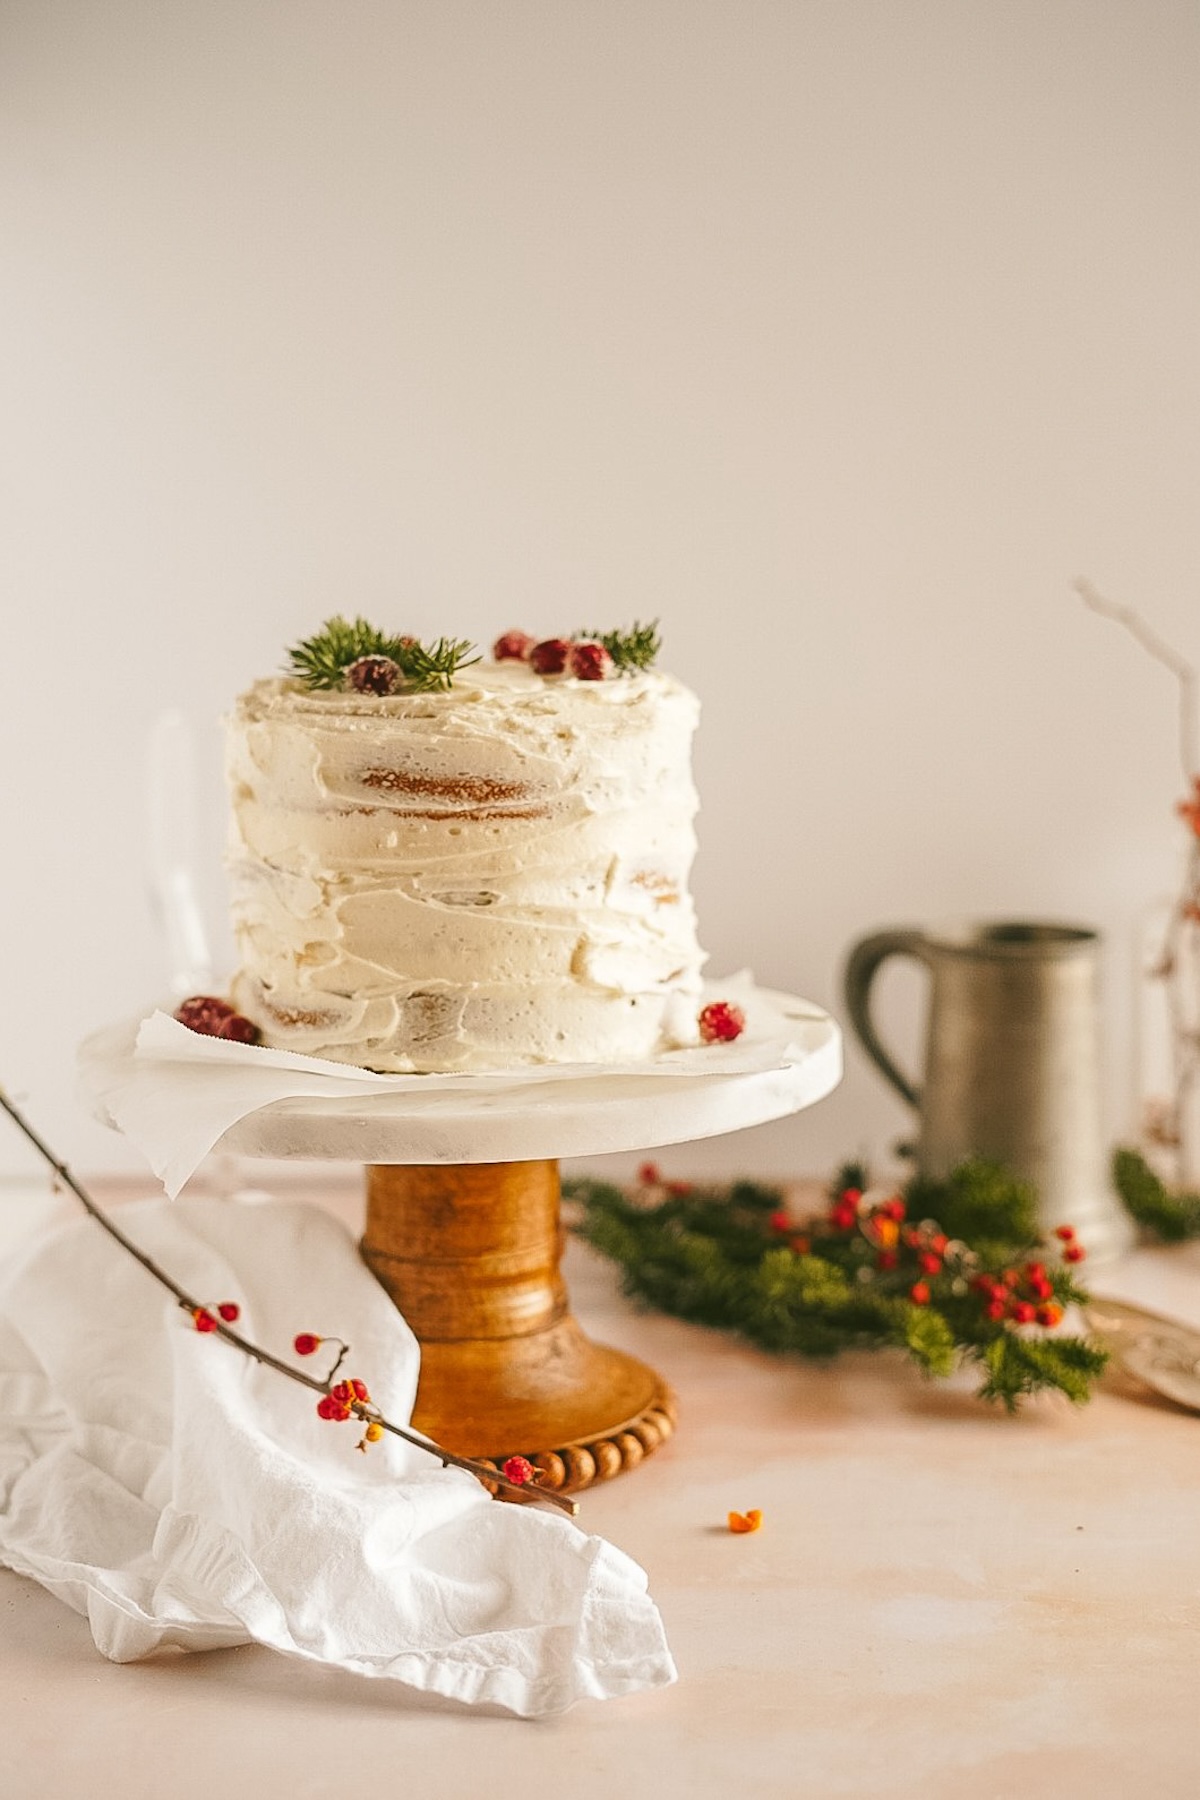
79 973 828 1197
0 1193 676 1716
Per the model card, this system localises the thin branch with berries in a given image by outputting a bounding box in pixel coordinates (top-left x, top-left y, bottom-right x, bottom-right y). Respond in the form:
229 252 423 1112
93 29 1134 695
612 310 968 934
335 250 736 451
0 1087 577 1515
570 1160 1107 1411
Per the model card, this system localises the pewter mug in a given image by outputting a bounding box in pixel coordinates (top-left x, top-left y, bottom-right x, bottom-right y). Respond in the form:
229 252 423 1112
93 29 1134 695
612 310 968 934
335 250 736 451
843 921 1134 1263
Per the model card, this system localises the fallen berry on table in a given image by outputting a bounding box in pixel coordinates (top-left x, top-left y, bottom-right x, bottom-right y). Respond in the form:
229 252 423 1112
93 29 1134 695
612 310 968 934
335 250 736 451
698 1001 747 1044
727 1509 763 1534
503 1455 536 1486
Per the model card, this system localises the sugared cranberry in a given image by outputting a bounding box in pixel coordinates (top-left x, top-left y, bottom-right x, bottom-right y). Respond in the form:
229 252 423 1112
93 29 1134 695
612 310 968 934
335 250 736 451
345 654 400 695
569 641 613 681
529 638 572 675
698 1001 747 1044
174 995 261 1045
493 630 536 662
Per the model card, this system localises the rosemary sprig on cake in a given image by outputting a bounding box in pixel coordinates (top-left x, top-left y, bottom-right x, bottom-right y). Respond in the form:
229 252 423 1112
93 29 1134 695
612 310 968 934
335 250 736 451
286 617 480 694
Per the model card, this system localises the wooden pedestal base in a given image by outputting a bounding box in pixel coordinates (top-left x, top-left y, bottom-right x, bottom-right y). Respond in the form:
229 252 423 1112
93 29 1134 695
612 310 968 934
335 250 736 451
361 1159 675 1494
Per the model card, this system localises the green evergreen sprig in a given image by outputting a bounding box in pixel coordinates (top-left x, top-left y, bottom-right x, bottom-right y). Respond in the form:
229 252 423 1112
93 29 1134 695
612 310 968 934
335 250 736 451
1113 1147 1200 1241
285 616 480 693
566 1162 1107 1411
577 620 662 672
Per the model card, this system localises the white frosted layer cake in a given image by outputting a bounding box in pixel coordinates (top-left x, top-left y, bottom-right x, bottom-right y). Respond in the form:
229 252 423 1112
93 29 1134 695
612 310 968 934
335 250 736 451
226 660 706 1070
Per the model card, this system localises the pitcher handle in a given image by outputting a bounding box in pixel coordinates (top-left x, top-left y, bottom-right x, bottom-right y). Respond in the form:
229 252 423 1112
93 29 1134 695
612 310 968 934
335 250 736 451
842 929 929 1112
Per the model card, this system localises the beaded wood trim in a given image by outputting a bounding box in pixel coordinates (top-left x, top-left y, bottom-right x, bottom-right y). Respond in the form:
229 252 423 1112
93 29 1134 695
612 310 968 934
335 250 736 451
475 1384 678 1497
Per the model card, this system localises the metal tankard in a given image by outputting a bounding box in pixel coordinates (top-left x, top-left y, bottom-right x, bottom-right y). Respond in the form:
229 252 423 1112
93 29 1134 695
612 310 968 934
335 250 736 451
843 921 1134 1263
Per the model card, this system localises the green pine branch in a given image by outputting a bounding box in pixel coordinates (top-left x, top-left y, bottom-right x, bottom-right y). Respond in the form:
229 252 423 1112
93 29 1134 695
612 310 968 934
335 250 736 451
285 616 479 692
567 1162 1106 1411
1113 1146 1200 1241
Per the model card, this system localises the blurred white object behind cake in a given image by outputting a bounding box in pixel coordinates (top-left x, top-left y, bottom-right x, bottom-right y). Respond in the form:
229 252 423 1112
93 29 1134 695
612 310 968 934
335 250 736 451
226 659 705 1070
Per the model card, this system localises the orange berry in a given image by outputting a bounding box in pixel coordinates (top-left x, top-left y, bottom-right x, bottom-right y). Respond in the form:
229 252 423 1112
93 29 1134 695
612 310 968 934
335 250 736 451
727 1509 763 1534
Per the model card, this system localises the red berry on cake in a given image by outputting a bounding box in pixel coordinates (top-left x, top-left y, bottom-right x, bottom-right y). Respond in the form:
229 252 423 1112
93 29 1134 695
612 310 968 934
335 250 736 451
569 641 613 681
345 654 401 695
529 638 572 675
698 1001 747 1044
492 630 536 662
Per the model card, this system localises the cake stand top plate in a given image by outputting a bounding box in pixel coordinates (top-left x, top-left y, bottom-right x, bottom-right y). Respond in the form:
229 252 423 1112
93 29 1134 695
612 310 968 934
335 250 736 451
219 993 841 1164
82 991 842 1168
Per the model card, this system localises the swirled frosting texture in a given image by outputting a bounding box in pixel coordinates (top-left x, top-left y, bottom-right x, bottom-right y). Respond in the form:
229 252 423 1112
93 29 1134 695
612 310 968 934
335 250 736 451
226 664 705 1070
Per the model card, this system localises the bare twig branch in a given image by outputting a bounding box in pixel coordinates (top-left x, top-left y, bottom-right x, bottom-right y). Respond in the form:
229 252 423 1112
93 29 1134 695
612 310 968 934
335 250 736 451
0 1087 578 1518
1075 576 1198 782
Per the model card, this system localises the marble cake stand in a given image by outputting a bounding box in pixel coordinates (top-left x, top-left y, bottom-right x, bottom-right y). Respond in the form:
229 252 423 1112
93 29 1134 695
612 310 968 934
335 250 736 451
114 996 841 1495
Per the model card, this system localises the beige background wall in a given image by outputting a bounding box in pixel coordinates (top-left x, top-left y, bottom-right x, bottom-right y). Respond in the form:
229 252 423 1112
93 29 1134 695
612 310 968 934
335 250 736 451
2 0 1197 1186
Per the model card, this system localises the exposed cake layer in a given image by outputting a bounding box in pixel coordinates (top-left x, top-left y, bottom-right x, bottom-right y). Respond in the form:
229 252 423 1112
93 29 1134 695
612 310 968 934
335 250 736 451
226 663 705 1070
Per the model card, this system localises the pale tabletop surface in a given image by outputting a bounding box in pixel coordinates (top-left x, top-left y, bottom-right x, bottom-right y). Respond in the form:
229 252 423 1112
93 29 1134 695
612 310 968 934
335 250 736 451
3 1168 1199 1800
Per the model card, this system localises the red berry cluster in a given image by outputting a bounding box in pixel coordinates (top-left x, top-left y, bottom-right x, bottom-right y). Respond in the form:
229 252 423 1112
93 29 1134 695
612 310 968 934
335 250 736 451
636 1161 694 1197
492 630 614 681
191 1301 240 1332
698 1000 746 1044
174 995 261 1044
971 1261 1065 1328
789 1186 1085 1327
1055 1223 1087 1263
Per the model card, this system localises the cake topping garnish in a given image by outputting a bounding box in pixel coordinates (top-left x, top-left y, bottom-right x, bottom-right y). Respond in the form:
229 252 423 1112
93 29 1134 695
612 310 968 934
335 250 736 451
492 629 536 662
174 995 261 1043
698 1000 747 1044
286 616 480 694
577 620 661 673
569 641 614 681
345 654 402 695
492 621 661 678
529 638 573 676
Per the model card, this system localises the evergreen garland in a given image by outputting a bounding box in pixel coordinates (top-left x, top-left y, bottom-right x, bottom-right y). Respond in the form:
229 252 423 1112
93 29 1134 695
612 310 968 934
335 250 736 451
1112 1147 1200 1241
566 1163 1107 1411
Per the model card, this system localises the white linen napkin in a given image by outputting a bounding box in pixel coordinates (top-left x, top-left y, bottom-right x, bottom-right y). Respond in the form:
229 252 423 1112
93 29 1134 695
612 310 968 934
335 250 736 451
79 974 829 1198
0 1192 676 1716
